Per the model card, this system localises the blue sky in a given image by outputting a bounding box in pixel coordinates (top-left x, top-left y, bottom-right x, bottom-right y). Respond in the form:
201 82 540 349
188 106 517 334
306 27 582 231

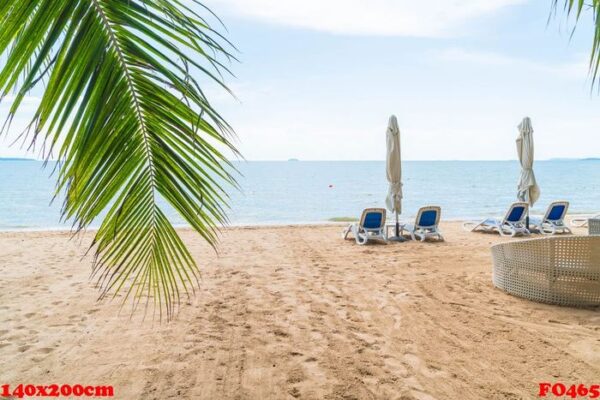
1 0 599 160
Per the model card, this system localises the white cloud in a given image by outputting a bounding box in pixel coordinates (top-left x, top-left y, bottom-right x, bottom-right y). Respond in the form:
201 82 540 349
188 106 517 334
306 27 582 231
433 47 589 79
204 0 526 37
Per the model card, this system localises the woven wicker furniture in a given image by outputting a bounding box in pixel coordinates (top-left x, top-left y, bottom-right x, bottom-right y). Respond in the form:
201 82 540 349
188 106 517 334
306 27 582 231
589 219 600 235
491 236 600 306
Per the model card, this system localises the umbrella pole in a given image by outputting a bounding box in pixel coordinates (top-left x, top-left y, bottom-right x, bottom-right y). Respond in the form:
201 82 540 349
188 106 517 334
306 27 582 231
388 210 405 242
526 196 530 230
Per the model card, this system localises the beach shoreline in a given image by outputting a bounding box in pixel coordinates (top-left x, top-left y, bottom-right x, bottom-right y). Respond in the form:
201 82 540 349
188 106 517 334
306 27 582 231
0 212 598 233
0 222 598 399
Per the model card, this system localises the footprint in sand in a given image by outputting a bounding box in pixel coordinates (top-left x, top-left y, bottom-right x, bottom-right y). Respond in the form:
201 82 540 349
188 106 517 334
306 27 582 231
18 345 32 352
403 352 449 379
273 329 289 338
286 366 307 384
37 347 55 354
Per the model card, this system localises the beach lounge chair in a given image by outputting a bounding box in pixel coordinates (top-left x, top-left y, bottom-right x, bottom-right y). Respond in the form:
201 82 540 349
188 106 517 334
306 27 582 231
400 206 444 242
529 201 571 235
342 208 387 245
571 214 600 228
465 202 530 237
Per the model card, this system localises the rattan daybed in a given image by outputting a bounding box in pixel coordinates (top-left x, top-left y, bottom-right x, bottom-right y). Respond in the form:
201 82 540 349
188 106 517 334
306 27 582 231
491 236 600 306
589 219 600 235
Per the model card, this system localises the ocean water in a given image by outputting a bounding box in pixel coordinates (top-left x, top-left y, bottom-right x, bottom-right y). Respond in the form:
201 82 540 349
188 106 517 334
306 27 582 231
0 160 598 230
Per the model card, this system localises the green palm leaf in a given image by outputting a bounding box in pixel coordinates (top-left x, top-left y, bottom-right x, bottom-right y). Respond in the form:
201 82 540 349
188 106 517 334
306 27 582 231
0 0 238 320
553 0 600 85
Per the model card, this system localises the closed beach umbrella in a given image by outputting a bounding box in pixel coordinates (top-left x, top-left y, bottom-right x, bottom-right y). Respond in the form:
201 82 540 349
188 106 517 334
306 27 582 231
386 115 403 240
516 117 540 226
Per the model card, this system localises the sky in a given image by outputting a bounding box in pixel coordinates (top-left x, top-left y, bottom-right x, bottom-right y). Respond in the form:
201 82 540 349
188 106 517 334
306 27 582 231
1 0 599 161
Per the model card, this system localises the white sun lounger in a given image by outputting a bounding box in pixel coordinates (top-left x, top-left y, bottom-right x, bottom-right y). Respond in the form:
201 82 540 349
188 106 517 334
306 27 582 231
400 206 444 242
529 201 571 235
342 208 387 245
571 214 600 228
464 202 530 237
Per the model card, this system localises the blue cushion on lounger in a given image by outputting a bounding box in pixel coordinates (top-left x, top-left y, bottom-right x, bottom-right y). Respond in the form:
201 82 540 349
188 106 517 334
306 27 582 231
547 204 565 221
507 206 526 222
363 212 383 229
418 210 438 227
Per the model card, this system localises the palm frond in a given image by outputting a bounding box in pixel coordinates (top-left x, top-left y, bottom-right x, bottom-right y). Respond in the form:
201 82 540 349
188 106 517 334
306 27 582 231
552 0 600 86
0 0 238 320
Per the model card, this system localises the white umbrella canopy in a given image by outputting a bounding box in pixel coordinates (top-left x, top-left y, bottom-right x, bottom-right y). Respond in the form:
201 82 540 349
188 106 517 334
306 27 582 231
516 117 540 207
386 115 403 239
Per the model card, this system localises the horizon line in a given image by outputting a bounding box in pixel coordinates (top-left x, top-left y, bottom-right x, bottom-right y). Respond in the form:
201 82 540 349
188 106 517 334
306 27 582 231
0 157 597 162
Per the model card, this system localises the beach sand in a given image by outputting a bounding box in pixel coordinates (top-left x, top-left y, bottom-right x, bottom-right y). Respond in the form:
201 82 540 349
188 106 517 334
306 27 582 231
0 222 598 399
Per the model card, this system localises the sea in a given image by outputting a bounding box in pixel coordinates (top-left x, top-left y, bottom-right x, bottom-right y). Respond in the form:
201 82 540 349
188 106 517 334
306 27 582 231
0 159 598 230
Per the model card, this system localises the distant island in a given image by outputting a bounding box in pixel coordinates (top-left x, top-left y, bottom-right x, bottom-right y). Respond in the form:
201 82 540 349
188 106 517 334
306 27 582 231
547 157 599 161
288 158 300 162
0 157 36 161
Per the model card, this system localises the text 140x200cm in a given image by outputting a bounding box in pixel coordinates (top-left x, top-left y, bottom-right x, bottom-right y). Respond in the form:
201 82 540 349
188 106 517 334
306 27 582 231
1 384 114 398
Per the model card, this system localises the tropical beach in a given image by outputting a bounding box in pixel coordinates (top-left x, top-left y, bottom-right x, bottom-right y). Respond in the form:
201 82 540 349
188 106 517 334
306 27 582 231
2 0 600 399
1 223 598 399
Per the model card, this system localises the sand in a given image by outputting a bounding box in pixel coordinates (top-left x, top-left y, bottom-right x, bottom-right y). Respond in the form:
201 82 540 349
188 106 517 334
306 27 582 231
0 222 598 399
